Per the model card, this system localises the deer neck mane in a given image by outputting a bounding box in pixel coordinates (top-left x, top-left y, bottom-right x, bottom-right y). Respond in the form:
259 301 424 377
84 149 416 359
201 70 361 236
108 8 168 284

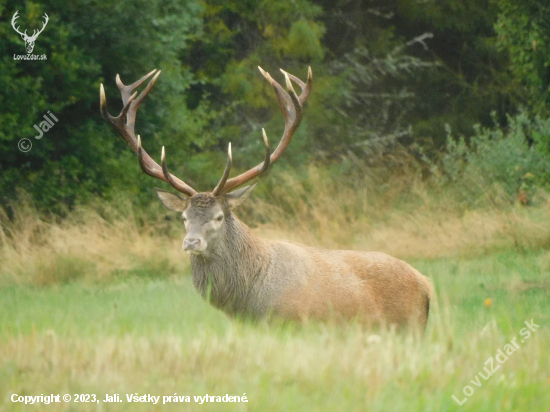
189 214 270 316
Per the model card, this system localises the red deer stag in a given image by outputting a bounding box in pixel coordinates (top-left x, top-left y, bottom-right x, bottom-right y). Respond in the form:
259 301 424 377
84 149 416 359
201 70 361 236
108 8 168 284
100 67 431 330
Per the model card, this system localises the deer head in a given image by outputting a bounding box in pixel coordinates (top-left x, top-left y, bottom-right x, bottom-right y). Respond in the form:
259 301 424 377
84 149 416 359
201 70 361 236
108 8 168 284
11 11 49 54
155 184 258 255
100 67 312 256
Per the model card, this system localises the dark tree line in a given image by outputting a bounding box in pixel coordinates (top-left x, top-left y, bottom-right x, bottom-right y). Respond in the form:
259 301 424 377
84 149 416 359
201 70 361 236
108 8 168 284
1 0 548 211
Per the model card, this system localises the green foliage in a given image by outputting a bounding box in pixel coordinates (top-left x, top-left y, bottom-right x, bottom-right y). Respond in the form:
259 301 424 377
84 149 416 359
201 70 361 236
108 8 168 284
0 0 207 212
495 0 550 115
394 0 517 146
442 113 550 206
282 19 325 61
314 36 436 158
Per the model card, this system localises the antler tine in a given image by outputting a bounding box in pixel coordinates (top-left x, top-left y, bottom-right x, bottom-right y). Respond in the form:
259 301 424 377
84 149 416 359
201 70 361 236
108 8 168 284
281 66 313 104
216 67 311 194
259 66 294 124
100 72 197 197
125 70 161 128
159 145 193 192
212 143 233 196
116 69 157 107
260 128 271 173
99 84 137 144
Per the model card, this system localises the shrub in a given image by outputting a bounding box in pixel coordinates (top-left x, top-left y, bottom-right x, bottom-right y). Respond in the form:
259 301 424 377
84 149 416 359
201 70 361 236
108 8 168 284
441 112 550 207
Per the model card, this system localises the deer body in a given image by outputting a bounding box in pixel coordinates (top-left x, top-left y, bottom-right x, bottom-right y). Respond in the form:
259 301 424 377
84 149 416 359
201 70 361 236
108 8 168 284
100 66 432 330
196 220 431 326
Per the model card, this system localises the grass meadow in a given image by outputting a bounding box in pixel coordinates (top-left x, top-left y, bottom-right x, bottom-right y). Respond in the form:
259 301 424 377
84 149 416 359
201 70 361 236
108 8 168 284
1 167 549 411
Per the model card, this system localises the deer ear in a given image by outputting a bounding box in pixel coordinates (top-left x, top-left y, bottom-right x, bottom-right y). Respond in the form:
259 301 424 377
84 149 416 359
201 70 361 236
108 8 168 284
155 188 189 212
226 183 257 210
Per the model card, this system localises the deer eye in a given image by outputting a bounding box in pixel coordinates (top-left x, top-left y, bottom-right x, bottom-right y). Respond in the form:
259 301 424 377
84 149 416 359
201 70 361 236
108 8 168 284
215 215 224 222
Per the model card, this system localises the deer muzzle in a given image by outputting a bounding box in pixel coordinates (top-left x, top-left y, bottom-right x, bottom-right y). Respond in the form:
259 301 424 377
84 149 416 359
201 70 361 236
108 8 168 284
183 236 206 255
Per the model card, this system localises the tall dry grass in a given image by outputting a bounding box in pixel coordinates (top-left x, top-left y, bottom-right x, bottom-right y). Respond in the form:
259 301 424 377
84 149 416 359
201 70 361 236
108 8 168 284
0 195 188 286
3 160 550 285
247 163 550 258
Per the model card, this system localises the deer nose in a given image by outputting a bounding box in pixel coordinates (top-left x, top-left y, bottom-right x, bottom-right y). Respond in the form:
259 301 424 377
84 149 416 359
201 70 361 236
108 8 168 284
184 238 201 250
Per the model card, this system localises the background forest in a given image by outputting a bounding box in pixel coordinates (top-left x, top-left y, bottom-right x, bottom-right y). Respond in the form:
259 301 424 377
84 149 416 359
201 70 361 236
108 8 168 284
1 0 550 214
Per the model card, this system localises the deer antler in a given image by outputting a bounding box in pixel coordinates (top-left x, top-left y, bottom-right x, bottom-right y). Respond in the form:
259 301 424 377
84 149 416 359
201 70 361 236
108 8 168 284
212 66 313 195
100 67 312 198
100 70 197 197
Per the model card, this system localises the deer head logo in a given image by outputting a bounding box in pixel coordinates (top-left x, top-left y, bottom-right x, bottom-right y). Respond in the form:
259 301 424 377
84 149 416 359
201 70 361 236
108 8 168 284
11 11 49 54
